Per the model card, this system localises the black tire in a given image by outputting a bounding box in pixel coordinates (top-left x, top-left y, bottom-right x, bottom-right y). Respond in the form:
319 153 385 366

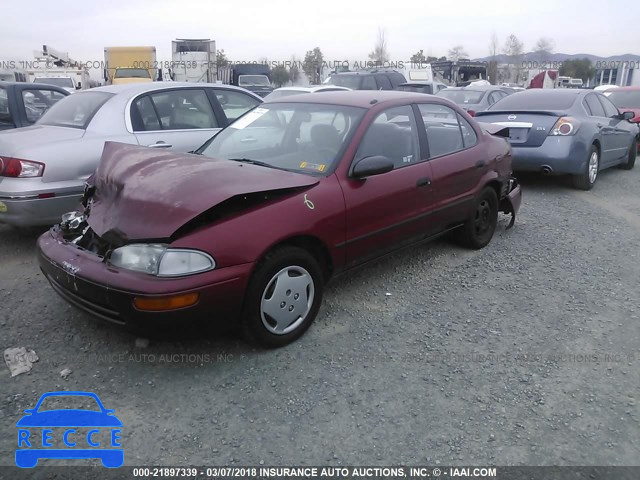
572 144 599 190
618 139 637 170
457 187 498 249
241 246 323 348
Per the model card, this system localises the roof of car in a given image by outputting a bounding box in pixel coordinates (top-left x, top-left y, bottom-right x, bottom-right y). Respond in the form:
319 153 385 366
263 90 437 108
273 86 351 93
87 82 257 96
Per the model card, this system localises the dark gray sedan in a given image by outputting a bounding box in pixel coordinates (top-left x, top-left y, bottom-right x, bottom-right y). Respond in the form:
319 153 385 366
476 89 638 190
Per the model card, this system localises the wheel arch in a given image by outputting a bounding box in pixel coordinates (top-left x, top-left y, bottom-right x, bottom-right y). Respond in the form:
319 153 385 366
254 235 334 282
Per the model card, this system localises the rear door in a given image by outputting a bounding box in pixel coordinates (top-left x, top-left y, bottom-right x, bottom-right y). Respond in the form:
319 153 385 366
417 103 482 227
131 88 222 151
338 105 434 267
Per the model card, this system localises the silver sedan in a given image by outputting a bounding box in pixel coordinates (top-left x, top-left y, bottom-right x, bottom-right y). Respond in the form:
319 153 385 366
0 82 262 227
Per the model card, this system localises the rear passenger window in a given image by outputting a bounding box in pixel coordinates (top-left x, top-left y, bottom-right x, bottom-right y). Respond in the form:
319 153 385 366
354 105 419 169
418 104 466 157
584 94 606 117
149 89 217 130
132 96 161 131
374 74 392 90
598 95 619 118
21 89 67 123
457 114 477 148
361 76 377 90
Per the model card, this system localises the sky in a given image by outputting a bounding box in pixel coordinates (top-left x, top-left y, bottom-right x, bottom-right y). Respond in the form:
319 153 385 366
1 0 638 68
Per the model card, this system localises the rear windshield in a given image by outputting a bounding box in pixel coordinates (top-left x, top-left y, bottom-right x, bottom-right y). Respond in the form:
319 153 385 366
607 90 640 108
0 87 11 124
438 89 486 104
37 91 114 129
326 75 362 89
488 92 577 111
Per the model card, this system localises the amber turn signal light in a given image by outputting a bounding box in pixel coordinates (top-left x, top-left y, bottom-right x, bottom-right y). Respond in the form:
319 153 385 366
133 293 199 311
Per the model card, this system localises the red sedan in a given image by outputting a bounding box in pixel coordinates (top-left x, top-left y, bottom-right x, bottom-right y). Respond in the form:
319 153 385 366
606 86 640 151
37 91 521 347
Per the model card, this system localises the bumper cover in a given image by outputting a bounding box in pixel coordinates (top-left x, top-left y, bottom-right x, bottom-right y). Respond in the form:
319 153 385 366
500 177 522 229
37 228 253 329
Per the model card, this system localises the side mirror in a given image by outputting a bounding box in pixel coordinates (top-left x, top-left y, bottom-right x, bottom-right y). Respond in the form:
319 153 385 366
619 111 635 121
76 83 81 90
352 155 394 178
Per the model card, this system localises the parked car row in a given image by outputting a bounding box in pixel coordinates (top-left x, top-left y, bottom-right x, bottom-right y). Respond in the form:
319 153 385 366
1 76 637 348
0 82 262 226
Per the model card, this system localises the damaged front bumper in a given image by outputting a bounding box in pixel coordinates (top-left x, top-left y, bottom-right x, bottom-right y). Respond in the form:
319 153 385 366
500 177 522 229
37 226 254 330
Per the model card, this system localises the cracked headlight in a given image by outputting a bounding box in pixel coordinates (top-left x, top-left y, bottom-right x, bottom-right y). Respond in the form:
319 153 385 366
109 244 215 277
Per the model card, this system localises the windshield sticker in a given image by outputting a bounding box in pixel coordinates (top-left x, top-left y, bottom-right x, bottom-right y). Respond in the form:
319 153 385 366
229 107 269 130
299 162 326 172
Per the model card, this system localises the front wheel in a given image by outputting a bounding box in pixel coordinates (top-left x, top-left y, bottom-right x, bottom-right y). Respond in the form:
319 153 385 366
241 246 324 348
618 139 637 170
573 145 599 190
456 187 498 250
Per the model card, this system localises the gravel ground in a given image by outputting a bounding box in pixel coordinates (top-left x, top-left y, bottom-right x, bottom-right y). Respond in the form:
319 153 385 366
1 166 639 472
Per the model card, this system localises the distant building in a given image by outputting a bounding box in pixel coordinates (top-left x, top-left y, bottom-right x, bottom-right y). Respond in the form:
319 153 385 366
593 64 638 87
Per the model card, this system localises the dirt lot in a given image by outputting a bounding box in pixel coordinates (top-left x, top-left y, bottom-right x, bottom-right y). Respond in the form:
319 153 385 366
1 167 639 472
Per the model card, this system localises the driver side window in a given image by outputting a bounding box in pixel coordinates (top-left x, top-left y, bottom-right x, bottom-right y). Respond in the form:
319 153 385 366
354 106 420 169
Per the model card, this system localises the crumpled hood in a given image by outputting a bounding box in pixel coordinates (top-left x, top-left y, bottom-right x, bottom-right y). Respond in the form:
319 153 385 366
87 142 319 241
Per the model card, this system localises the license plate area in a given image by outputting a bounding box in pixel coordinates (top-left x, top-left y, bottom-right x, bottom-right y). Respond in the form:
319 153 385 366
509 128 528 143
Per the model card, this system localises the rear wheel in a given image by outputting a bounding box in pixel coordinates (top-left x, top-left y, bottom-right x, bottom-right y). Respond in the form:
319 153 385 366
456 187 498 249
618 139 637 170
573 145 599 190
241 246 323 348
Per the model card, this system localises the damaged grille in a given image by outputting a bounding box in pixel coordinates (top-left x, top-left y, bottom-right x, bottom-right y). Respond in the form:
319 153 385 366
61 225 115 258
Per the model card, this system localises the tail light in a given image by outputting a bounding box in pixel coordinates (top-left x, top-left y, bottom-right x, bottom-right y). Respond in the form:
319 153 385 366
0 157 45 178
467 110 476 117
549 117 580 136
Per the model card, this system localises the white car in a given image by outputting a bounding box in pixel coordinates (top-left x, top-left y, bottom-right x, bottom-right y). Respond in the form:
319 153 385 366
263 85 351 101
0 82 262 227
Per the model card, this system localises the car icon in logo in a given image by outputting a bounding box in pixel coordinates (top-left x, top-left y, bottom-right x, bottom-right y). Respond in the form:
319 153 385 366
507 114 517 120
16 391 123 468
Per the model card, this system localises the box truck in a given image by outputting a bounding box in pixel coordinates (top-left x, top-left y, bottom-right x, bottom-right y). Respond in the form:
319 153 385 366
104 46 157 85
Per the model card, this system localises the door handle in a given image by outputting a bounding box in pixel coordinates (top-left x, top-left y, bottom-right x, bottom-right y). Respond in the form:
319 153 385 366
147 142 173 148
240 137 257 143
416 177 431 187
475 160 486 168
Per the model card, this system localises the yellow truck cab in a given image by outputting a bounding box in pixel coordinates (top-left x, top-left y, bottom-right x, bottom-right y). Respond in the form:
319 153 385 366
104 47 156 85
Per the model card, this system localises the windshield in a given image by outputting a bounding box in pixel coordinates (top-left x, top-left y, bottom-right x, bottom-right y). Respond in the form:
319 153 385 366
326 75 362 89
37 91 113 129
199 103 365 175
264 90 307 100
238 75 270 86
438 89 486 104
34 77 74 88
0 87 10 124
607 90 640 108
114 68 151 79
